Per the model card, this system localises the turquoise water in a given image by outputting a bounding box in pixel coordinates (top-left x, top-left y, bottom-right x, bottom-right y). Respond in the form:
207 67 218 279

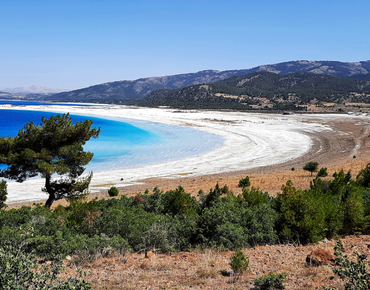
0 108 223 172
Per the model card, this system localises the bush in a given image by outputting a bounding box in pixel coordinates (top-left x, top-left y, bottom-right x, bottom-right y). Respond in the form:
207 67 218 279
229 250 249 274
108 186 119 197
317 167 328 177
200 183 224 209
199 193 277 249
162 186 199 216
0 180 7 210
276 180 342 244
324 240 370 290
0 242 91 289
357 162 370 187
140 223 172 255
238 176 251 188
253 272 288 289
222 184 230 194
291 167 295 171
241 187 271 207
96 207 159 251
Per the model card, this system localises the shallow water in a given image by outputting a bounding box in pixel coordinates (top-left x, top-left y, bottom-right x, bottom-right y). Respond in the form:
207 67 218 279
0 108 223 172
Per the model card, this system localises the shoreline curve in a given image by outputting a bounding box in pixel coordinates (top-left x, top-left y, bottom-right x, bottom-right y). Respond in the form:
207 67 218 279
1 105 364 205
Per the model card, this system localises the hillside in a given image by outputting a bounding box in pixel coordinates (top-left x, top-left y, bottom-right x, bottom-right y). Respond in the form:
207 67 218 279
143 72 370 110
47 60 370 103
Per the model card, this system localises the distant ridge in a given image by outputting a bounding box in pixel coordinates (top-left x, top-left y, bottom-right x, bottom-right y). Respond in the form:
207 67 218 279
48 60 370 103
2 85 66 94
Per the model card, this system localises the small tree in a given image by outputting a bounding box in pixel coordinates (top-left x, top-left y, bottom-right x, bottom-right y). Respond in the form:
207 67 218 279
108 186 119 197
230 250 249 274
0 180 7 209
303 162 319 176
0 113 100 208
317 167 328 177
357 162 370 187
238 176 251 188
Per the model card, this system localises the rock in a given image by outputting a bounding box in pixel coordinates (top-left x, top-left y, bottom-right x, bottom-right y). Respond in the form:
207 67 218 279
306 249 336 266
145 251 155 259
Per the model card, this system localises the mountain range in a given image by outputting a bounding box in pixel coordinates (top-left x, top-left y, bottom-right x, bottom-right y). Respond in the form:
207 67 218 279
2 85 66 94
143 71 370 110
46 60 370 103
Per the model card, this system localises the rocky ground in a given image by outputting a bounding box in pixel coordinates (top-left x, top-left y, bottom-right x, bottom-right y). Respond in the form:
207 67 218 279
60 235 370 289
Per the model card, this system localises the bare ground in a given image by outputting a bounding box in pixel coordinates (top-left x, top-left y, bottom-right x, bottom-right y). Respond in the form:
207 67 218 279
62 235 370 289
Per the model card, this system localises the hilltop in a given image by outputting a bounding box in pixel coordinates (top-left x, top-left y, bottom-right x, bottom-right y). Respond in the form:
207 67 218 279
46 60 370 104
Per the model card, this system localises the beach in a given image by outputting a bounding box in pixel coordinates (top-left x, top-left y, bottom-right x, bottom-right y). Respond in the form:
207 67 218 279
2 104 370 205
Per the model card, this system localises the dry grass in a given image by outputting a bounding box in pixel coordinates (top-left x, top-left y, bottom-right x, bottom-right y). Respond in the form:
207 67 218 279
59 236 370 289
91 183 116 187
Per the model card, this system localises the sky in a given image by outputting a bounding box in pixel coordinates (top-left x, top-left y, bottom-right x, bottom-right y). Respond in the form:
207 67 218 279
1 0 369 90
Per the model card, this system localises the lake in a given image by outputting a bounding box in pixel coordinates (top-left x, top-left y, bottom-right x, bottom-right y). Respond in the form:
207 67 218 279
0 103 223 172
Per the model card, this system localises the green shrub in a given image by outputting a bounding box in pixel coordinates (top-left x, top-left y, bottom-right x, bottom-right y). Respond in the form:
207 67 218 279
222 184 230 194
291 167 295 171
162 186 199 216
253 272 288 289
161 215 199 251
238 176 251 188
0 244 91 289
357 162 370 187
276 180 342 244
342 187 365 234
108 186 119 197
229 250 249 274
324 240 370 290
140 222 172 255
317 167 328 177
96 207 159 251
363 188 370 217
241 187 271 207
200 183 224 209
142 187 165 214
0 180 7 210
199 194 277 249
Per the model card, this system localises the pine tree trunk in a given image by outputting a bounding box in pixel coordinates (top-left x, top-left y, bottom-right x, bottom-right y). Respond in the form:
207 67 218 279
44 176 55 208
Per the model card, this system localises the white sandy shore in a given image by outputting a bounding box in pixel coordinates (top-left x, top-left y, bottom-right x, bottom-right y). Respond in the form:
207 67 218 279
0 104 355 204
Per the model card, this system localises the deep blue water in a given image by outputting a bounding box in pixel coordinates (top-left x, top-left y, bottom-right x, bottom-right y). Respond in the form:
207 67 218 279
0 107 223 172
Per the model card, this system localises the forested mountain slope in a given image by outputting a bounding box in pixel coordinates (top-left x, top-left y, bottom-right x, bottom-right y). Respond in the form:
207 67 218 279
143 72 370 110
47 60 370 103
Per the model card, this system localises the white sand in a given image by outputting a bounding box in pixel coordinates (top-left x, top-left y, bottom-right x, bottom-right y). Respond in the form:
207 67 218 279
0 105 351 203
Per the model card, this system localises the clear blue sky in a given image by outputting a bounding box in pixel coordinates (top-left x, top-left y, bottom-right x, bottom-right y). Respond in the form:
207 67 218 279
1 0 369 90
